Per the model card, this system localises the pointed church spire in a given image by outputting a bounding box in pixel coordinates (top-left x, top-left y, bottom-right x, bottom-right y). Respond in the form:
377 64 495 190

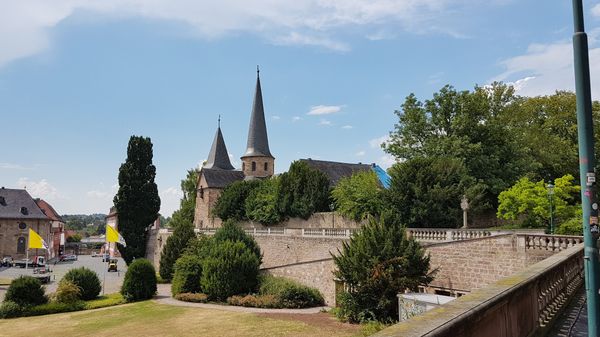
242 66 273 159
204 120 235 170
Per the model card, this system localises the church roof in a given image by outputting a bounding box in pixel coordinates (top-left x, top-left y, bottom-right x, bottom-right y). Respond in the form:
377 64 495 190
0 187 49 220
299 159 373 186
204 126 235 170
35 199 63 222
242 69 273 159
202 169 245 188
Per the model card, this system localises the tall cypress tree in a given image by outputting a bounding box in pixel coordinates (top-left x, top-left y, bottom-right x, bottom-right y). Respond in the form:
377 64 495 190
114 136 161 265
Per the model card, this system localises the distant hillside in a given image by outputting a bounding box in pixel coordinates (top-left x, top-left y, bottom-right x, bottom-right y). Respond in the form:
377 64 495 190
62 214 106 231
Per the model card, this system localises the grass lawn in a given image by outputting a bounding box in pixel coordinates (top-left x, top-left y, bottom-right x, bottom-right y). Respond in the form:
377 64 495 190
0 301 362 337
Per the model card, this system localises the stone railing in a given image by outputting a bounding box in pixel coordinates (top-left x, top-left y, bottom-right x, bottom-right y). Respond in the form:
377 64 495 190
195 227 357 238
301 228 357 237
374 244 585 337
520 234 583 252
405 228 495 242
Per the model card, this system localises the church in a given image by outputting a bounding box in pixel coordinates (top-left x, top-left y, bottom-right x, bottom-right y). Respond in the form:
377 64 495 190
193 69 390 229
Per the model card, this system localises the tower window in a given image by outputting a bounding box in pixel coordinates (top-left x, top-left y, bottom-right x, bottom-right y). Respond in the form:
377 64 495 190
0 196 5 206
264 162 268 171
242 162 245 171
252 162 256 171
199 187 204 199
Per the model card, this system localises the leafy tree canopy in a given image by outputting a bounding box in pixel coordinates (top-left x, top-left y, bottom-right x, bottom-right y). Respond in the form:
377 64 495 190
332 170 384 221
277 161 331 219
497 174 580 229
212 180 261 221
245 177 283 225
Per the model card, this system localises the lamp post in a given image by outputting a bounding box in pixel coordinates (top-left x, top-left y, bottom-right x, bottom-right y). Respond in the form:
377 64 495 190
571 1 600 335
547 184 554 234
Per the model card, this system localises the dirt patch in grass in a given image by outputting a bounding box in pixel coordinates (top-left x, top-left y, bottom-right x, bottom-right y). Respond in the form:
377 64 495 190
255 312 360 334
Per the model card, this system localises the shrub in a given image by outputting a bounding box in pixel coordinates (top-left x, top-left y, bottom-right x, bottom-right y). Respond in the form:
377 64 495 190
201 241 260 300
226 294 280 308
277 161 331 219
4 276 47 307
333 214 433 323
174 293 208 303
62 267 101 300
245 178 283 225
0 301 22 319
54 280 82 304
85 293 126 310
24 301 85 317
259 275 324 308
556 213 583 236
171 254 203 296
121 258 157 302
212 220 262 263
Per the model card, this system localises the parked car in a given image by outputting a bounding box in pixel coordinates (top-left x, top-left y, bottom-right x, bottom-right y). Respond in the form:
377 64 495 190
59 254 77 262
14 256 46 268
1 256 12 267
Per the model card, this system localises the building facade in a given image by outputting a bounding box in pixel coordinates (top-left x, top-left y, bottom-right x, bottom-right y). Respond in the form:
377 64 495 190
35 198 65 259
0 187 52 259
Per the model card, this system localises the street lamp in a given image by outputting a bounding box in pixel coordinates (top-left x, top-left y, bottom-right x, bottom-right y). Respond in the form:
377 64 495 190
547 183 554 234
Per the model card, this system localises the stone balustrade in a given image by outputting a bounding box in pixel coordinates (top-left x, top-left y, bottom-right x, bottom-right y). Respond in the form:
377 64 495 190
405 228 495 242
373 244 585 337
520 234 583 252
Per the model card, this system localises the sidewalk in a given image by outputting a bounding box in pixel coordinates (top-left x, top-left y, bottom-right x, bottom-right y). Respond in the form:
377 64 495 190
154 283 329 314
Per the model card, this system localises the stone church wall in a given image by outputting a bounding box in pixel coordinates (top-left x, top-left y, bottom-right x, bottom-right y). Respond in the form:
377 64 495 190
239 212 363 230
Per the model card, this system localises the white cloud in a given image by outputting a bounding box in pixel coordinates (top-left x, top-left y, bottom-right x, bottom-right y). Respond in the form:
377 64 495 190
492 34 600 98
86 190 110 199
355 150 366 156
0 163 31 170
307 105 343 115
369 135 390 149
341 125 353 129
292 116 302 122
0 0 483 67
593 4 600 18
16 177 63 200
272 115 281 120
319 119 332 126
378 154 397 169
160 186 183 217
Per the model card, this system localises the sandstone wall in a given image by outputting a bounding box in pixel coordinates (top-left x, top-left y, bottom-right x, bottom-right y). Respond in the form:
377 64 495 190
239 212 363 230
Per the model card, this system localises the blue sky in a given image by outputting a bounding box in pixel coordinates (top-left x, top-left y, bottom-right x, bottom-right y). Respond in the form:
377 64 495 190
1 0 600 216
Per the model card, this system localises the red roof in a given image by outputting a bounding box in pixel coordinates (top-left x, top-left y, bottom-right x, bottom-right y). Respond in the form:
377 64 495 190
35 199 63 222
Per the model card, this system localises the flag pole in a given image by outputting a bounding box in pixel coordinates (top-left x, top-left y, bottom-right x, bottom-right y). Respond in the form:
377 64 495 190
25 230 29 272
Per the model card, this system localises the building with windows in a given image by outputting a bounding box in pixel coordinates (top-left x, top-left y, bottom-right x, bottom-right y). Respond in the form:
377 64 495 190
35 198 65 259
0 187 52 259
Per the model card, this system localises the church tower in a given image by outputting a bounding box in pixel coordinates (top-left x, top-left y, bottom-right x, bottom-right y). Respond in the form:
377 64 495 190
241 67 274 178
204 118 235 170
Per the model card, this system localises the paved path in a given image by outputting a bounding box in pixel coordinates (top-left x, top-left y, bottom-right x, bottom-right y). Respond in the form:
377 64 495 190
154 283 329 314
548 287 588 337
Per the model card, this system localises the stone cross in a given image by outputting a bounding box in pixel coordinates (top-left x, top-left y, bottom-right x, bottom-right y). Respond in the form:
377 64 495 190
461 195 469 228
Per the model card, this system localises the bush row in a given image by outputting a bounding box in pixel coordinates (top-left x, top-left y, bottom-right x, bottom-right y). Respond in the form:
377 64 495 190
174 293 208 303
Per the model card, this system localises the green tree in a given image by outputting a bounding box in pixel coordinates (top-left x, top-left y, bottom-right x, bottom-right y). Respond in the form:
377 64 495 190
114 136 161 265
212 180 261 221
212 220 262 264
245 177 283 225
277 161 331 219
333 214 433 323
497 174 580 229
159 169 199 281
385 157 476 228
332 170 384 221
384 84 531 211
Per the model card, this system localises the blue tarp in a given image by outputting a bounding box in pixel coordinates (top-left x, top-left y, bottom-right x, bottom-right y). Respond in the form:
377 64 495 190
371 164 391 189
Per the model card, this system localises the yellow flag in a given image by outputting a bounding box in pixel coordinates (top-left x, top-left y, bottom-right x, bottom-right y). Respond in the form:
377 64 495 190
106 225 127 247
29 228 48 250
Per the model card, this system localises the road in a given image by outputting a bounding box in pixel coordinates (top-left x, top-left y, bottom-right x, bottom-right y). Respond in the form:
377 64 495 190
0 255 127 301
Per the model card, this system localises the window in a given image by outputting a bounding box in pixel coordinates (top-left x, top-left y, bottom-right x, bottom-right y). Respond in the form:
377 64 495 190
20 207 28 215
264 162 268 171
17 237 26 254
199 187 204 199
252 162 256 171
0 196 5 206
18 222 26 230
242 162 245 171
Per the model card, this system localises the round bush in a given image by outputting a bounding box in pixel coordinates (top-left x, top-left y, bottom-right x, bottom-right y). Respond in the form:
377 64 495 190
259 275 324 308
201 241 260 300
54 280 82 304
121 258 157 302
171 254 203 296
62 267 101 300
4 276 47 307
